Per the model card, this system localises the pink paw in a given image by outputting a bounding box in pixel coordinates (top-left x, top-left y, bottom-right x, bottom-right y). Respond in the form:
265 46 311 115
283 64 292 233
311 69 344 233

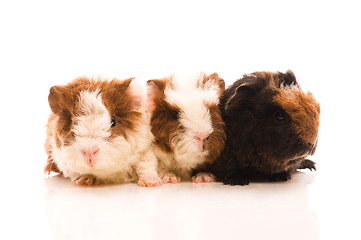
44 163 52 175
138 177 162 187
72 175 99 186
192 172 216 183
160 172 181 184
44 159 61 175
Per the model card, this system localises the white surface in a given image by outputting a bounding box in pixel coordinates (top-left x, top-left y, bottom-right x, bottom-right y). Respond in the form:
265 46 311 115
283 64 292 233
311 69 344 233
1 1 360 240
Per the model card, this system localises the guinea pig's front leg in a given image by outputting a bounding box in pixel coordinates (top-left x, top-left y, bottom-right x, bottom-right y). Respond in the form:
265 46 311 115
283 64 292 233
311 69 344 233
221 169 251 186
136 149 162 187
44 157 62 175
159 172 181 184
266 171 292 182
298 159 316 171
191 172 216 183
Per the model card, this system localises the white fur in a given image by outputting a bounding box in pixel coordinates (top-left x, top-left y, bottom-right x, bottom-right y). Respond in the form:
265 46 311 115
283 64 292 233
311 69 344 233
280 82 301 91
75 91 112 139
154 72 220 180
49 86 159 185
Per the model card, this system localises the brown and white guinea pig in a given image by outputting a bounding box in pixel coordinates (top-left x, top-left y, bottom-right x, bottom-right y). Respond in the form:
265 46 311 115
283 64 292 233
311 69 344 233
207 70 320 185
44 77 161 187
146 72 226 183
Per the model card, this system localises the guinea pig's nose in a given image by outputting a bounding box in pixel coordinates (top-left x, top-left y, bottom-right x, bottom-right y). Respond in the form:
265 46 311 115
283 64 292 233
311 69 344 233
307 142 317 155
81 146 99 167
195 133 210 152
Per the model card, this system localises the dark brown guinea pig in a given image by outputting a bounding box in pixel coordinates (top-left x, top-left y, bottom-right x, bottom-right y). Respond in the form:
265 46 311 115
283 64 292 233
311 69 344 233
208 70 320 186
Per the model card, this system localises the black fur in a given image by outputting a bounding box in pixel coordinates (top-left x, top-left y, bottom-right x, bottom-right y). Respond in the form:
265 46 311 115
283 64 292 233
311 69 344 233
203 70 318 186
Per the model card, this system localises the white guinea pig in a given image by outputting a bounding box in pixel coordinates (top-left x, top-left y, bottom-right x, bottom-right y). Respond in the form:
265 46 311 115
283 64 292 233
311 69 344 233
44 77 161 187
146 72 226 183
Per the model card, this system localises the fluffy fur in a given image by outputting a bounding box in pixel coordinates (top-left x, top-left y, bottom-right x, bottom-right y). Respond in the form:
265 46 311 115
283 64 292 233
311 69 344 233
146 72 226 183
44 77 161 187
206 70 320 185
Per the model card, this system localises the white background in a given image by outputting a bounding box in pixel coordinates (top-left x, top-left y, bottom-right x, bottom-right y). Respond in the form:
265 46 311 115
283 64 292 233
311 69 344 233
0 1 360 240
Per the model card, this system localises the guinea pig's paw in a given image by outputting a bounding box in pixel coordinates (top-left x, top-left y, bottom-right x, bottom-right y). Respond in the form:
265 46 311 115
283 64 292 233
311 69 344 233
44 160 61 175
269 171 291 182
192 172 216 183
44 163 52 175
160 172 181 184
221 171 250 186
223 177 250 186
298 159 316 171
71 175 99 186
138 176 162 187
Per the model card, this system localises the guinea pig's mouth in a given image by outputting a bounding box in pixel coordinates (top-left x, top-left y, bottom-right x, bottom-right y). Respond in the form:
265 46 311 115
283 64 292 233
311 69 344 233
286 155 309 167
286 158 303 166
288 159 297 165
290 141 317 159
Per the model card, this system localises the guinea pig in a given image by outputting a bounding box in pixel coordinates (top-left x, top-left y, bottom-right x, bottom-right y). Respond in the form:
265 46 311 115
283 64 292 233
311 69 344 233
207 70 320 186
44 77 161 187
146 72 226 183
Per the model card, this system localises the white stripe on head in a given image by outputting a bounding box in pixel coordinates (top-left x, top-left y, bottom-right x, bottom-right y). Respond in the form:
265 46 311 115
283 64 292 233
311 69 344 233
164 72 217 136
74 90 111 139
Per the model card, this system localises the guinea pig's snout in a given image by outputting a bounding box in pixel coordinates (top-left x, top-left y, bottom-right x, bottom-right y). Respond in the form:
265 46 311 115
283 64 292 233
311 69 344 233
81 145 100 167
195 132 210 152
297 141 317 156
308 141 317 155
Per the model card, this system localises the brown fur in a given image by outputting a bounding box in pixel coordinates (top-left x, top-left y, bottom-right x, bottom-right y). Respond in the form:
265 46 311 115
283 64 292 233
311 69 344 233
101 79 142 139
203 105 226 164
146 78 181 153
274 90 320 144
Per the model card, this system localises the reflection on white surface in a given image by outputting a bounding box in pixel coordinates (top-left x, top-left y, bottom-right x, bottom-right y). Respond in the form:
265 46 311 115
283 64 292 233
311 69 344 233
44 173 319 240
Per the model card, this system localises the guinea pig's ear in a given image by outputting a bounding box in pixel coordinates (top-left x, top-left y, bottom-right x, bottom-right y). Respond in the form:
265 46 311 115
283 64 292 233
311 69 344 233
204 72 226 93
223 83 247 110
223 80 259 111
117 78 144 110
48 85 68 114
146 79 166 113
277 70 299 88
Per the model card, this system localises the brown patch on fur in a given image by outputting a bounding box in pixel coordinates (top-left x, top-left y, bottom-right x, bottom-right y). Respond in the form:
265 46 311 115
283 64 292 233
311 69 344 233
204 105 226 164
44 113 61 174
147 77 180 153
204 72 225 93
196 72 225 97
202 73 226 163
101 78 142 139
274 89 320 144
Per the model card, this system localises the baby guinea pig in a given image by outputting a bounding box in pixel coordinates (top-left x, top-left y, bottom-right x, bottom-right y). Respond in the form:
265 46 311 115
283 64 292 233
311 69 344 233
44 77 161 187
208 70 320 185
146 72 226 183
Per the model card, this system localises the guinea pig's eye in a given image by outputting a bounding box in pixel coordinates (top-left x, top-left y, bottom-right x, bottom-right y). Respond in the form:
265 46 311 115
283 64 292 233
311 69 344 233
274 111 286 121
110 117 116 127
172 111 179 120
